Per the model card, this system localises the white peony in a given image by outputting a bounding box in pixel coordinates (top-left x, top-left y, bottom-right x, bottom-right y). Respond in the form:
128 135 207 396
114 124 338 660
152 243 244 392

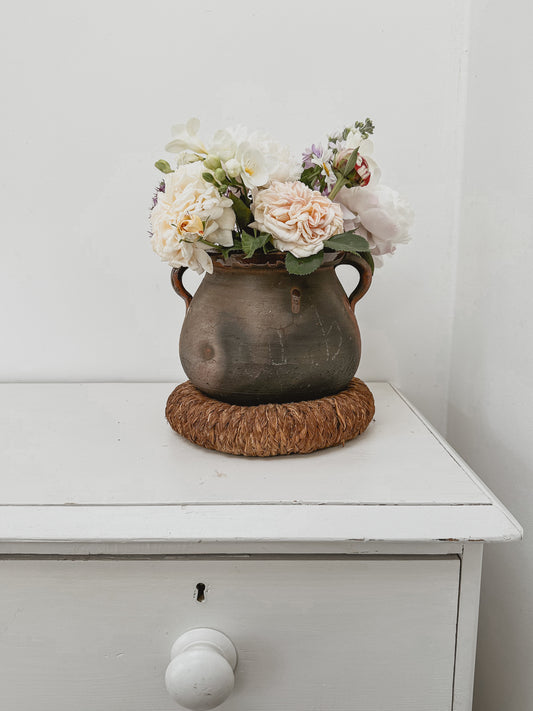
209 129 238 161
217 128 300 189
163 119 300 190
150 162 235 274
335 184 414 265
247 131 301 183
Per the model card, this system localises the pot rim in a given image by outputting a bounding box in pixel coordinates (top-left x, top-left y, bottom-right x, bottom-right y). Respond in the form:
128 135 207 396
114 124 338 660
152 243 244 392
211 250 344 270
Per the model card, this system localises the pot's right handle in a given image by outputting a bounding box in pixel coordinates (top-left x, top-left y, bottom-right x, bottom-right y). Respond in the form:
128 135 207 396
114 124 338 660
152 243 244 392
171 267 193 310
339 252 373 310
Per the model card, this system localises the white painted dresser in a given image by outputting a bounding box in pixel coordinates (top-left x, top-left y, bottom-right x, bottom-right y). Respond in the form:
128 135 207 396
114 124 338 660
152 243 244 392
0 382 521 711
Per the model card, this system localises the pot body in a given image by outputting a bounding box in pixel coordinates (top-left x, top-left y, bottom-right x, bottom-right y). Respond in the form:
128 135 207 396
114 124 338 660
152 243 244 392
173 252 372 405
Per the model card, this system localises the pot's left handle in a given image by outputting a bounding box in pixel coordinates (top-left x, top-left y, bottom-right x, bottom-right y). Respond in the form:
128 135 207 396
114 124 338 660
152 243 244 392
171 267 193 310
339 252 373 310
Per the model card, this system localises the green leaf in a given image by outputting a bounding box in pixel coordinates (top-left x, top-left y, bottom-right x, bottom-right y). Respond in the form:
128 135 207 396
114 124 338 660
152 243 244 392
285 251 324 275
241 231 270 258
341 148 359 177
327 176 346 201
360 250 375 274
263 239 277 254
300 165 321 188
155 159 173 174
354 118 375 138
219 238 242 260
228 193 252 230
324 232 370 253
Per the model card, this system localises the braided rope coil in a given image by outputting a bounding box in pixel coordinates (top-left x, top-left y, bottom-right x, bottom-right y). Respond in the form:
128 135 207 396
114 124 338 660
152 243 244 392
166 378 375 457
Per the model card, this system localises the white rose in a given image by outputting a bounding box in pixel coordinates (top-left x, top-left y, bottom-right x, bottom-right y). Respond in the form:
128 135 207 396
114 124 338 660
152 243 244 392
153 235 214 274
150 162 235 274
335 184 414 263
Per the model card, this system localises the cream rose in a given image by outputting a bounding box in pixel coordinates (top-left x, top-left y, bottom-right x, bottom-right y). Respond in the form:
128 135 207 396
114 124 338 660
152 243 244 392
251 181 343 258
150 162 235 274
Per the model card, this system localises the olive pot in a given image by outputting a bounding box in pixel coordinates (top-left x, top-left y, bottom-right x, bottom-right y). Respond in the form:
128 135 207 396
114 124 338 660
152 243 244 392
171 251 372 405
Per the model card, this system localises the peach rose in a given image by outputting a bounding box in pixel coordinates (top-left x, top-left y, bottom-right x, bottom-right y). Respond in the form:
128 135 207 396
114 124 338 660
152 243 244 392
251 181 343 257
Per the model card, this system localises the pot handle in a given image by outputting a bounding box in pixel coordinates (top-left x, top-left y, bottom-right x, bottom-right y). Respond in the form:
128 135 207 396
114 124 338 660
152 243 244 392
339 252 373 309
171 267 193 310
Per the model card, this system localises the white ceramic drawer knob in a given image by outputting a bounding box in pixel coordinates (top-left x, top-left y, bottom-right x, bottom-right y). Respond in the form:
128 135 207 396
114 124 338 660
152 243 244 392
165 628 238 710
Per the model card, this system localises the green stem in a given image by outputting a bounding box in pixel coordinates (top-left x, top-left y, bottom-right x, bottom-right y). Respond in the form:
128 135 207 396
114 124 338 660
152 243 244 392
182 237 220 250
328 176 346 201
198 238 218 249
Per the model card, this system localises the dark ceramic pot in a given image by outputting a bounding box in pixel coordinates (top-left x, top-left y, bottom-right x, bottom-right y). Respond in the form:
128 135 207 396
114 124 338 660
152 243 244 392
171 251 372 405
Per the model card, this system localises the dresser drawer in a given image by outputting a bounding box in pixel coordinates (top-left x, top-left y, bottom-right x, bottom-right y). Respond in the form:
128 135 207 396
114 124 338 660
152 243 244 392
0 556 459 710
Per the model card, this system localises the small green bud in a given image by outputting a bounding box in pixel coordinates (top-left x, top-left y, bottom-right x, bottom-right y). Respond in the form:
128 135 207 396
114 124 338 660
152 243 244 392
204 155 222 170
202 172 216 183
155 159 173 174
214 168 227 183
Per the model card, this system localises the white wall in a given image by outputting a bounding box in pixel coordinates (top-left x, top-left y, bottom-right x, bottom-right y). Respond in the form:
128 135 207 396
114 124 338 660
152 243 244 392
0 0 469 430
447 1 533 709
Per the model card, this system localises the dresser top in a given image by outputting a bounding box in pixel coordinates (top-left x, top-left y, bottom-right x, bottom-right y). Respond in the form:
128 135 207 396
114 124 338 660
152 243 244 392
0 382 521 551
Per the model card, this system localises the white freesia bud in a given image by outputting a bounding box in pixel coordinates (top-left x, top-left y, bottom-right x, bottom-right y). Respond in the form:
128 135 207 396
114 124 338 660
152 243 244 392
225 158 241 178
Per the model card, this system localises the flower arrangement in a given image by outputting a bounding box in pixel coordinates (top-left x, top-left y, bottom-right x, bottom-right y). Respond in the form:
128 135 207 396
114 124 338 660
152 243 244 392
150 117 413 276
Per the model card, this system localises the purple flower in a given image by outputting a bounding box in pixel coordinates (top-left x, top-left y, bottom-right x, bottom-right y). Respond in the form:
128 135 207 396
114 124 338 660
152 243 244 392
148 180 166 238
302 143 324 169
151 180 165 209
